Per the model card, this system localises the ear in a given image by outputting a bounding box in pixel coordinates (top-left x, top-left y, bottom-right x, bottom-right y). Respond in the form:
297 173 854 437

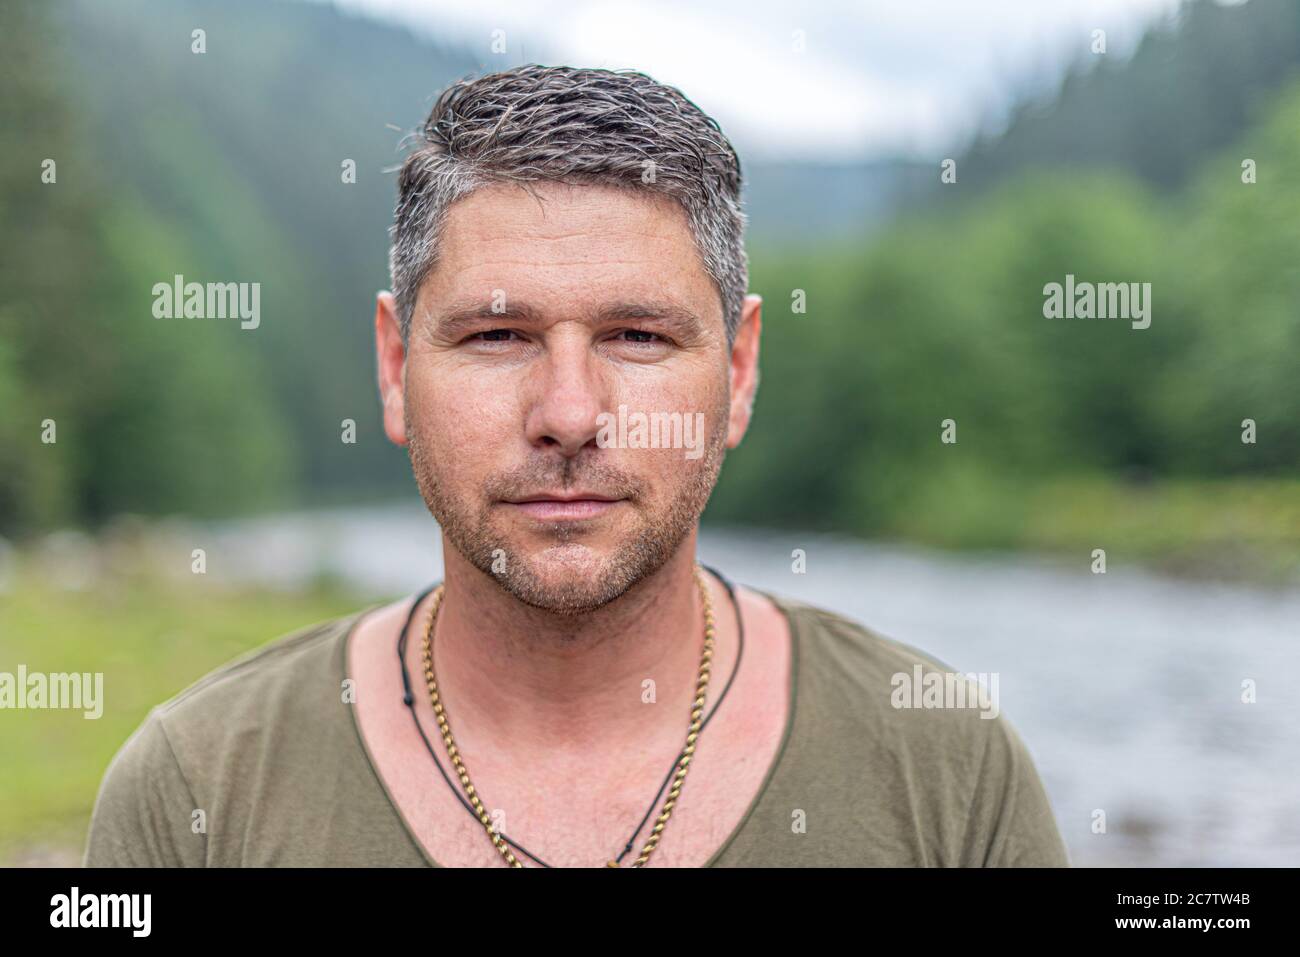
375 291 408 446
725 294 762 450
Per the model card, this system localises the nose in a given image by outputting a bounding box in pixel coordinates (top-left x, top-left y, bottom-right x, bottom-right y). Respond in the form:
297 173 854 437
523 330 608 458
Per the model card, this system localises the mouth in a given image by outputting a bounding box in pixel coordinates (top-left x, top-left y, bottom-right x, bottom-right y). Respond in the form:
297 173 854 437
501 491 627 522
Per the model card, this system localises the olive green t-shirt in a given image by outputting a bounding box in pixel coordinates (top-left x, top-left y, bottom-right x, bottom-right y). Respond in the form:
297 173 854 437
82 589 1070 867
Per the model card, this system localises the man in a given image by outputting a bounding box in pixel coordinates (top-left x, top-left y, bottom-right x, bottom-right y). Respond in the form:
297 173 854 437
84 65 1069 867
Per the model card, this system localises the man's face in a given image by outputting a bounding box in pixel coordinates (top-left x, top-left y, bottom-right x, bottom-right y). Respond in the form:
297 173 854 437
377 181 759 613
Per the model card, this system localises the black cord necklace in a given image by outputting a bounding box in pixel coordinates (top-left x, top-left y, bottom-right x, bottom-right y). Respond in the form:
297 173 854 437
396 562 746 867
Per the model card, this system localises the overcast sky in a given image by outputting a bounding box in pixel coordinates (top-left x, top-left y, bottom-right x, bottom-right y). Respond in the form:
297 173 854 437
320 0 1193 161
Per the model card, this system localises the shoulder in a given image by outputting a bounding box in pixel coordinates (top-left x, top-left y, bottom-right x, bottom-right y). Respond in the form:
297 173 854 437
84 608 374 866
753 589 1001 764
756 589 1069 866
151 609 374 781
157 610 364 723
763 589 1026 758
764 590 977 706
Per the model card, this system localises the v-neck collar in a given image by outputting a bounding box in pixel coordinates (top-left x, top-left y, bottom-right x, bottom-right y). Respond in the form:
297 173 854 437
341 582 802 868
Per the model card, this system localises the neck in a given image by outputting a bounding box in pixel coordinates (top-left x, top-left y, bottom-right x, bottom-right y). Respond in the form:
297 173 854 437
418 536 728 760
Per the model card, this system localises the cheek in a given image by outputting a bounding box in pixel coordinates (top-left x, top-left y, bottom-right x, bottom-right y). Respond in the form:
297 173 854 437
409 365 519 463
616 354 727 417
611 361 730 472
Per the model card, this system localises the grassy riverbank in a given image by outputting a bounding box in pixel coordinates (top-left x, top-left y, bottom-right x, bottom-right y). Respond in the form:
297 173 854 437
0 569 361 865
879 475 1300 583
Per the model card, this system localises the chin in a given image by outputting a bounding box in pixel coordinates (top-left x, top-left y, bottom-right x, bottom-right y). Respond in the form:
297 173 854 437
516 544 616 599
490 541 652 615
532 540 607 568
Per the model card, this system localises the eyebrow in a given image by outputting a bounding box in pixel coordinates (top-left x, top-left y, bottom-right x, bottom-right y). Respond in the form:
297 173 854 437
432 300 707 341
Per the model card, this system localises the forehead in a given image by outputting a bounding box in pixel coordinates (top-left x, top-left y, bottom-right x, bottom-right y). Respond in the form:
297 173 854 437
422 180 720 319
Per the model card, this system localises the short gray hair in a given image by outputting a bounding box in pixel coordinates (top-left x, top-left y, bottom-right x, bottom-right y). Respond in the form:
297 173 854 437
388 64 748 346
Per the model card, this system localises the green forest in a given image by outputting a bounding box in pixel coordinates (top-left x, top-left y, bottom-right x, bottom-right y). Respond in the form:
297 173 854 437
1 0 1298 577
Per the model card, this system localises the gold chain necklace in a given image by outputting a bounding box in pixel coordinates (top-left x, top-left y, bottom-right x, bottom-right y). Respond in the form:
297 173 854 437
420 564 716 868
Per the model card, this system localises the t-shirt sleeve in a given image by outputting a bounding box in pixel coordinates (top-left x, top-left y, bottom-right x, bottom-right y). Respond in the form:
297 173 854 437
82 708 208 867
964 712 1071 867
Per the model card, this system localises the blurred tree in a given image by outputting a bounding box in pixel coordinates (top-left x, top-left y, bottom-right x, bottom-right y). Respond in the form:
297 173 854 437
0 0 294 535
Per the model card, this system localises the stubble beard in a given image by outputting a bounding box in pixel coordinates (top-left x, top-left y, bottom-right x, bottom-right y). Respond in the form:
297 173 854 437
405 409 728 615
